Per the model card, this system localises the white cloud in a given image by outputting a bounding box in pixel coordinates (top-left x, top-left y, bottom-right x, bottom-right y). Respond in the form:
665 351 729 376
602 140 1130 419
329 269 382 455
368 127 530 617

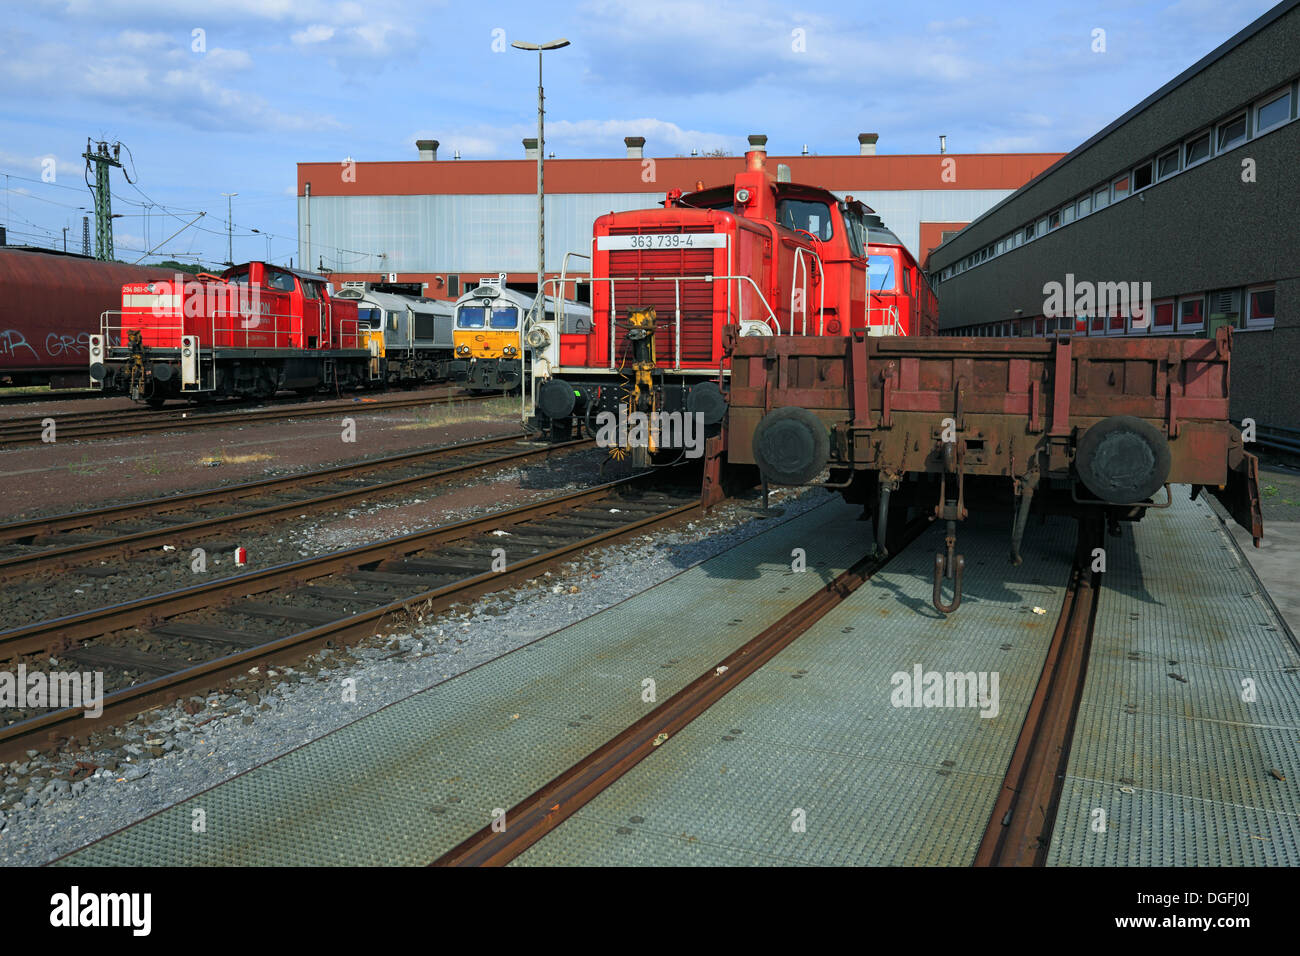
292 24 336 45
0 149 82 177
414 117 734 161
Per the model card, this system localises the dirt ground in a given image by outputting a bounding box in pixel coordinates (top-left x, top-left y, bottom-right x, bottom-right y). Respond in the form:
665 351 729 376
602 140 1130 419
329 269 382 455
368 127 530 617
0 392 523 521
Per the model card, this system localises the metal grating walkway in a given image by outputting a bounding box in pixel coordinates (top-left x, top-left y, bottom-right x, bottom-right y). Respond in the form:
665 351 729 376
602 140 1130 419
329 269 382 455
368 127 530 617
1048 492 1300 865
58 498 873 865
512 511 1077 866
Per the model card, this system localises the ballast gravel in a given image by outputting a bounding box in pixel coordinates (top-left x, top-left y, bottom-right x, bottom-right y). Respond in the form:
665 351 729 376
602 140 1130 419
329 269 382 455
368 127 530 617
0 484 835 865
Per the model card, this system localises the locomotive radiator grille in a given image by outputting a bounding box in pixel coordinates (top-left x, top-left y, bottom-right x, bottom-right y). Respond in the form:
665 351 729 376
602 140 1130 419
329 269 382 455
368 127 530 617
606 226 718 366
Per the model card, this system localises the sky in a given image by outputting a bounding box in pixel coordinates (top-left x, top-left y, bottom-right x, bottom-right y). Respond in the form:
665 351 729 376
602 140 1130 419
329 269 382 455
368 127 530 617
0 0 1281 267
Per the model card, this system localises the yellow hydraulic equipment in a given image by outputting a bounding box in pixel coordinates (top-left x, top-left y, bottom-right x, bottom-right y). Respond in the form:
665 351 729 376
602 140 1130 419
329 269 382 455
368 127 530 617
622 306 657 467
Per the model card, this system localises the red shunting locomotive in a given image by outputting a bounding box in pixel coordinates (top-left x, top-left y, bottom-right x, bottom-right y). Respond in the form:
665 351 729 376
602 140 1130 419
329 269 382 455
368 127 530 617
90 261 375 406
523 146 937 455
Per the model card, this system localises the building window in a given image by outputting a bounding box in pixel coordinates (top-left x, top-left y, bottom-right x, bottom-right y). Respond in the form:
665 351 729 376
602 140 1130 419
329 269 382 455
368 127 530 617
1049 210 1061 230
1024 224 1035 243
1256 89 1291 133
1153 300 1175 332
1111 174 1130 201
1094 187 1110 210
447 274 460 297
1247 286 1276 329
1036 217 1048 237
1178 295 1204 332
1034 317 1045 336
1132 161 1153 191
1184 130 1211 165
1217 113 1247 151
1156 147 1180 179
1077 194 1091 217
1062 204 1076 225
1108 311 1126 334
1090 315 1105 334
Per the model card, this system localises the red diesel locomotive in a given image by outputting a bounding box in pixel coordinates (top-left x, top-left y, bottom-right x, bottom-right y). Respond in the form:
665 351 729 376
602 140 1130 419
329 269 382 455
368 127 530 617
90 261 373 405
523 147 936 455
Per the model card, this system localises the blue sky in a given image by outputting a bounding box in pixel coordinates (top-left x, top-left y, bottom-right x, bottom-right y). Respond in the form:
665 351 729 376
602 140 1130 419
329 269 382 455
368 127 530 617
0 0 1279 267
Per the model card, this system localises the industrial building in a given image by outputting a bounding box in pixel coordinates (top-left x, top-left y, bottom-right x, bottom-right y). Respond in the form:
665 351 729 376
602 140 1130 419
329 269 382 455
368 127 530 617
296 134 1061 300
928 0 1299 428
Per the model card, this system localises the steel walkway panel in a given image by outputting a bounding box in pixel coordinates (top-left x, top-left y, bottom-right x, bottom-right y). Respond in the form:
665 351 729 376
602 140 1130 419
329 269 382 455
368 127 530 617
513 511 1077 866
58 498 870 865
1048 492 1300 866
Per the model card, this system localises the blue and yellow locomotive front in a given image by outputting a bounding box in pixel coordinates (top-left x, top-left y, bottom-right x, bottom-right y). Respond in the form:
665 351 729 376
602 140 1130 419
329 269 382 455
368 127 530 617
453 279 524 391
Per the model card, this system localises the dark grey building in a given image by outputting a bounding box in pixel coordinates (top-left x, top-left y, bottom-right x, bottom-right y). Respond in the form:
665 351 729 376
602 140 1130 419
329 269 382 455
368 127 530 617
928 0 1299 428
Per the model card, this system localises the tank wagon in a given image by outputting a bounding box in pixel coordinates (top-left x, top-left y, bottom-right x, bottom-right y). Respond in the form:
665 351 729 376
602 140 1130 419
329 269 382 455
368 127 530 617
90 261 370 405
728 327 1263 612
0 247 163 389
522 147 936 458
333 285 455 386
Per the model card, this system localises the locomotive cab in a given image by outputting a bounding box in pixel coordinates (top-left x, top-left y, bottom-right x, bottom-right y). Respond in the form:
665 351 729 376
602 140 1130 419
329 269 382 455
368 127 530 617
453 276 524 391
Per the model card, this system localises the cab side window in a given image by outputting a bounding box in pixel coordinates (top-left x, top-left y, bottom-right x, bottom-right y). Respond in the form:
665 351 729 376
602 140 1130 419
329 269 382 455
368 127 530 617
265 270 296 293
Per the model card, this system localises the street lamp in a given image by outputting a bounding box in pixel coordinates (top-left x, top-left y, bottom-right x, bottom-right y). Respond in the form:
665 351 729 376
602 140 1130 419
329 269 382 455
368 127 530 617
511 37 569 312
221 192 238 265
251 228 271 262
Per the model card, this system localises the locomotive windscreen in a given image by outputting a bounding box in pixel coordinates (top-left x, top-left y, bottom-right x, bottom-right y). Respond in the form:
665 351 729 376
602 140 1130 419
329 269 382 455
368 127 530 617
868 255 896 291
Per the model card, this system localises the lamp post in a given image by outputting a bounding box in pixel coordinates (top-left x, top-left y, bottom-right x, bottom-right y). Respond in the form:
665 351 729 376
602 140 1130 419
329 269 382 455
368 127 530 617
251 228 270 262
511 38 569 312
221 191 237 265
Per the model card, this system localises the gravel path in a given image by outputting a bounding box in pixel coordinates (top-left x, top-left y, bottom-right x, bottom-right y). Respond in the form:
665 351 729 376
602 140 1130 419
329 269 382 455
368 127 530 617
0 392 519 521
0 484 835 864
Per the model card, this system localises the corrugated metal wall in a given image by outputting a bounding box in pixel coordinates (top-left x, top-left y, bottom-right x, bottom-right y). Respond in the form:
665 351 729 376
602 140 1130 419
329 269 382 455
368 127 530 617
297 189 1012 274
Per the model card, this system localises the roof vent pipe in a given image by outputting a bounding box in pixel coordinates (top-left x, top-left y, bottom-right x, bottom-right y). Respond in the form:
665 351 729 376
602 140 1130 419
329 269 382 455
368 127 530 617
523 137 539 159
858 132 879 156
624 136 645 159
416 139 439 161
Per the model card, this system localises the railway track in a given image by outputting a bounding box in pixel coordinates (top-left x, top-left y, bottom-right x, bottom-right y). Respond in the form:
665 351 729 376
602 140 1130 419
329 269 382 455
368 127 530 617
0 471 702 762
0 388 486 446
0 433 586 583
433 515 932 866
433 516 1102 868
0 390 106 407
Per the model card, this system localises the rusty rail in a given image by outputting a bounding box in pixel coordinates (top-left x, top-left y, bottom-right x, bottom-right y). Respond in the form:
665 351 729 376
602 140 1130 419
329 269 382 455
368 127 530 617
434 517 931 867
0 475 699 762
975 524 1101 866
0 435 585 578
0 389 485 446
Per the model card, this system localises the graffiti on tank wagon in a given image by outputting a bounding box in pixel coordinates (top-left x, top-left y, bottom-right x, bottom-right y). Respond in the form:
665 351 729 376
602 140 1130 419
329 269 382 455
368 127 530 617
0 328 41 361
45 331 93 357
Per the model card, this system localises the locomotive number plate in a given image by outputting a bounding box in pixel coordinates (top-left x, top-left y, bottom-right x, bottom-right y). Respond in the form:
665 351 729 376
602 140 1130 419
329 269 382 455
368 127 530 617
597 233 727 250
